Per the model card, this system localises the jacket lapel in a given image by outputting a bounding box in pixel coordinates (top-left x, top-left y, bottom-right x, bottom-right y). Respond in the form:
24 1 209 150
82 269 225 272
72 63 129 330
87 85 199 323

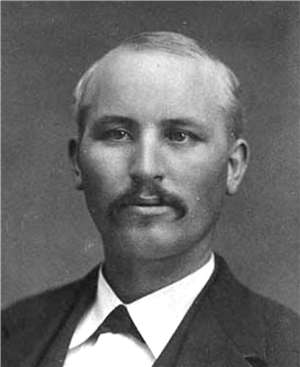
38 267 99 367
154 254 268 367
154 292 251 367
3 266 100 367
175 297 254 367
2 279 83 367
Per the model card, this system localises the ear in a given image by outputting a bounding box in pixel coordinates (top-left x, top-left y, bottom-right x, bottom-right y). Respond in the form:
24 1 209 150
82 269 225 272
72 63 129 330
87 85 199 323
68 138 83 190
226 138 249 195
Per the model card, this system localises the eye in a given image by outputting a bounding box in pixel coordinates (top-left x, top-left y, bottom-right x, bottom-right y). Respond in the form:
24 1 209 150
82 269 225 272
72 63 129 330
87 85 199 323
104 129 131 141
166 130 189 143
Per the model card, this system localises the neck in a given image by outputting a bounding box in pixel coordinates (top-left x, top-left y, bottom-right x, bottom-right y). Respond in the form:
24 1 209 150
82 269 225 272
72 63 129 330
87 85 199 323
102 243 212 304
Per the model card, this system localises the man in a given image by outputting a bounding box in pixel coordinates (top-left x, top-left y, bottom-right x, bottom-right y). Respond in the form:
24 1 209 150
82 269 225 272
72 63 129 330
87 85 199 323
2 32 299 367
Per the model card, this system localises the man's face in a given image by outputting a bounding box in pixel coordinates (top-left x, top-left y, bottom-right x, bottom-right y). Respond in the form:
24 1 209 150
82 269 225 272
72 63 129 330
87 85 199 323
72 50 239 262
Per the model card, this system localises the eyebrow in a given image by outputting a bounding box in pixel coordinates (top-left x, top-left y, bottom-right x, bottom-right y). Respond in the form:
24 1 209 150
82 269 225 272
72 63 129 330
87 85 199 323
161 118 213 135
92 115 135 126
161 117 204 127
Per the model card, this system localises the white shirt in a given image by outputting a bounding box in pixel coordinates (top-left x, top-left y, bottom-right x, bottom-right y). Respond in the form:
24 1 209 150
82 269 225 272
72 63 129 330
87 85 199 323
64 253 215 367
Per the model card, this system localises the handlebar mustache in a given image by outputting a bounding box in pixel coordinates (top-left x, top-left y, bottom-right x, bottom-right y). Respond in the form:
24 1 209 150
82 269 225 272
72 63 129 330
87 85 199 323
108 183 187 220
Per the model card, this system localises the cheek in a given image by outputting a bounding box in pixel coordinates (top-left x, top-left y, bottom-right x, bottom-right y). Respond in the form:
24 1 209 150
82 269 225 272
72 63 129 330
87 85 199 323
176 157 228 211
79 145 131 205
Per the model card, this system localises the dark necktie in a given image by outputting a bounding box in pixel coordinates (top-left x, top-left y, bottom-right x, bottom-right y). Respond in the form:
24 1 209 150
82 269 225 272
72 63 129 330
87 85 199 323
88 305 145 344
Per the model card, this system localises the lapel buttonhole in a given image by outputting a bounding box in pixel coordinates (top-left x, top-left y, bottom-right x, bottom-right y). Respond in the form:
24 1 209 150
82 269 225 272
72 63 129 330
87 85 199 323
245 355 268 367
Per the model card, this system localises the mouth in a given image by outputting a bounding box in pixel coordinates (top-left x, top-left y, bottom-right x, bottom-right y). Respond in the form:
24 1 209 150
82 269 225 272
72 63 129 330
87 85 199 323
109 189 187 221
124 196 171 216
129 196 162 206
128 204 171 216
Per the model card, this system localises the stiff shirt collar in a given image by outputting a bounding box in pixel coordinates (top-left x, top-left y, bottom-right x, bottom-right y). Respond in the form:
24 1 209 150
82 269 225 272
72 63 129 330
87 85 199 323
69 253 215 359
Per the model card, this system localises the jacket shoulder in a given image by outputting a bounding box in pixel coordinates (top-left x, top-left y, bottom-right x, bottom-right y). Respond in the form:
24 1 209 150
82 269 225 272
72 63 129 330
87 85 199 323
2 281 77 340
2 266 99 341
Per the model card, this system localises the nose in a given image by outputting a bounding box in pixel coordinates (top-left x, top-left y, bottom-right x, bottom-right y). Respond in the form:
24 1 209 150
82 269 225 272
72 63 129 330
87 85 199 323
129 133 164 183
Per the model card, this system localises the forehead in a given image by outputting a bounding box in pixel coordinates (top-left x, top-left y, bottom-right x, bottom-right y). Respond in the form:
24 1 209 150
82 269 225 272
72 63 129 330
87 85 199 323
83 50 226 124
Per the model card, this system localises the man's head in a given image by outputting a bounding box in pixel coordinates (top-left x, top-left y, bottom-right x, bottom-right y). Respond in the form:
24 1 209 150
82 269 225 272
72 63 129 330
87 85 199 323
69 32 249 266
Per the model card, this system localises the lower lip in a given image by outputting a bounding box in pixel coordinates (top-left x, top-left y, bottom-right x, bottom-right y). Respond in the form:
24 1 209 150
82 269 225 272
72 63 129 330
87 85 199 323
128 205 171 216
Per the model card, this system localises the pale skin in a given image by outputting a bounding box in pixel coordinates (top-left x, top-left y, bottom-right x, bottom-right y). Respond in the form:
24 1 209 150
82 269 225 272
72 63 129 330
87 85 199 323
70 50 249 303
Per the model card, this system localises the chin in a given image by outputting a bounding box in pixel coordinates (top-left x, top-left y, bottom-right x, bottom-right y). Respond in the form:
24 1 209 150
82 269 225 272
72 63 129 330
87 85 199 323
115 224 202 261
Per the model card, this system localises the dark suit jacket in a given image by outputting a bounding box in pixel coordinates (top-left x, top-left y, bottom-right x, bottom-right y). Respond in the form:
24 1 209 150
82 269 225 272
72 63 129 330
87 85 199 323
2 254 299 367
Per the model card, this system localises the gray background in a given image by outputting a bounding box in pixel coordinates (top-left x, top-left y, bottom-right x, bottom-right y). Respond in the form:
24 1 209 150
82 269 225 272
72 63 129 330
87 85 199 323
2 2 299 313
